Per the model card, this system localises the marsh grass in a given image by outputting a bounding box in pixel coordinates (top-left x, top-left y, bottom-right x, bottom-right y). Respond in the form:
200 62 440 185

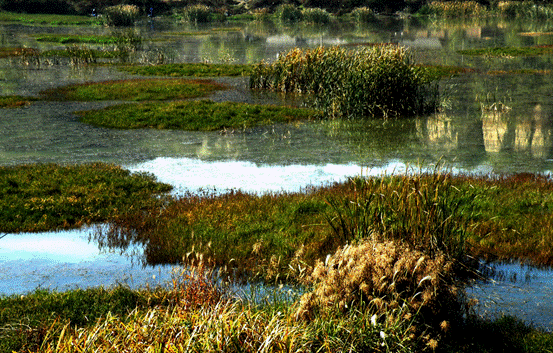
41 78 226 101
176 4 213 23
458 46 553 57
33 34 118 44
118 62 253 77
77 99 320 131
301 8 331 24
0 11 99 26
0 163 171 232
103 4 139 27
0 95 36 108
422 1 487 17
250 46 438 119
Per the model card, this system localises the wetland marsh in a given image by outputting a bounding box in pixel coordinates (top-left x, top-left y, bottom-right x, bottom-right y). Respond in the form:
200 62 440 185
3 5 553 351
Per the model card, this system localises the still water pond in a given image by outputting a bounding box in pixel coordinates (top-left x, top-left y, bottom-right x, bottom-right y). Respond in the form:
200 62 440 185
2 15 553 330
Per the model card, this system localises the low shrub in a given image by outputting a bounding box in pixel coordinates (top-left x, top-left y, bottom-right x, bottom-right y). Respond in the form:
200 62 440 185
103 4 139 26
250 45 438 119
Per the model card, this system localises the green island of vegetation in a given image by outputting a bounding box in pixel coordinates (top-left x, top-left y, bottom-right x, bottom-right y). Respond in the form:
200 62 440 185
77 99 319 131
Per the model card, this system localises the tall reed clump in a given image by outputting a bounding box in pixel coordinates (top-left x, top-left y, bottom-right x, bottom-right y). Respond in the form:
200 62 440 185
295 238 463 351
103 4 139 26
325 171 471 261
301 7 331 24
250 46 438 119
275 4 303 22
495 0 553 20
177 4 212 23
422 1 487 17
351 6 376 23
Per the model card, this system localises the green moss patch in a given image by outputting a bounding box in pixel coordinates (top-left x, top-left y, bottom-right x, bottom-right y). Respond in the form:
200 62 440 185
41 78 226 101
77 100 319 131
118 63 253 77
0 163 171 232
458 45 553 57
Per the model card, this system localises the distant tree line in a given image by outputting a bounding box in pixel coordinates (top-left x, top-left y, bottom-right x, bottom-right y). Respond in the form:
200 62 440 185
0 0 550 16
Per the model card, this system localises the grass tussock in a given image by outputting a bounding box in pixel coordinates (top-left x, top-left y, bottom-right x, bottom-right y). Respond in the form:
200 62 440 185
175 4 214 23
41 78 226 101
76 99 319 131
250 46 438 119
422 1 487 17
102 4 139 27
296 238 462 349
0 163 171 232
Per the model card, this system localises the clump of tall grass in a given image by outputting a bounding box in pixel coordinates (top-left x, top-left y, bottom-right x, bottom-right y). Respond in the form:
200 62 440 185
250 46 438 119
301 7 331 24
177 4 212 23
325 171 470 260
103 4 139 27
296 238 463 349
65 44 96 65
495 0 553 20
351 6 376 23
275 3 303 22
422 1 487 17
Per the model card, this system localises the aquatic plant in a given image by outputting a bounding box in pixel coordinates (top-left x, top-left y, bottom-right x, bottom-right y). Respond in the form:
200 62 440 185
301 7 331 24
250 45 438 119
495 1 553 20
421 1 487 17
103 4 139 27
177 4 212 23
350 6 376 23
275 4 303 22
77 99 320 131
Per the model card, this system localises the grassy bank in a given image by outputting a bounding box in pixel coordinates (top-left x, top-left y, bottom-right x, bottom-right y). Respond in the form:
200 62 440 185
0 163 171 232
76 99 319 131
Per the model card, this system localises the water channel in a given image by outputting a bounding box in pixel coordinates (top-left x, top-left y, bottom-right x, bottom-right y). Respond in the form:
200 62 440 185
1 15 553 331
